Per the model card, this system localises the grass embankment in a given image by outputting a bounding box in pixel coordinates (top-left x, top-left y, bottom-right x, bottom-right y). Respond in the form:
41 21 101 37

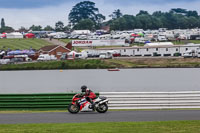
0 38 51 50
0 59 111 70
1 58 200 70
105 58 200 68
59 39 73 44
0 121 200 133
172 40 200 45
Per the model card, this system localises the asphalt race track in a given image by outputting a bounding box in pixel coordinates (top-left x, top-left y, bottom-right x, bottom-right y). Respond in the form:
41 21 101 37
0 110 200 124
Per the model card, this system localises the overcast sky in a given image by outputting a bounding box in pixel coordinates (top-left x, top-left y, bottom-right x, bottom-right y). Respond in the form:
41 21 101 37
0 0 200 29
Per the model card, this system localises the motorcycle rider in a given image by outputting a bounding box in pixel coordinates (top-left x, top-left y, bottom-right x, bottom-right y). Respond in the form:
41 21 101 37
81 85 96 109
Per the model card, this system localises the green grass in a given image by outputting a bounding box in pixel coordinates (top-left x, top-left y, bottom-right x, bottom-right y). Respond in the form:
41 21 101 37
0 121 200 133
2 58 200 70
172 40 200 45
59 39 73 44
0 38 51 50
0 59 111 70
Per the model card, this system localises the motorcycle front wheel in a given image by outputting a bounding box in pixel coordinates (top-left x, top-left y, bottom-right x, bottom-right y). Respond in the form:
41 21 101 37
96 103 108 113
68 104 80 114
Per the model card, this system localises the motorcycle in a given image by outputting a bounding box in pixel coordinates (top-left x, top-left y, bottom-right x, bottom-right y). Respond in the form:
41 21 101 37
68 93 109 114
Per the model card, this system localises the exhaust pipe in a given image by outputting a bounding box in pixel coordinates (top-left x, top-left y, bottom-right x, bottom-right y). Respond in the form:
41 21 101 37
99 99 109 104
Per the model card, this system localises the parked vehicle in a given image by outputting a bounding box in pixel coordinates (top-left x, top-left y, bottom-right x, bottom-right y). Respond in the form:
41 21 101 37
99 52 113 59
67 51 88 60
3 55 32 63
14 55 32 62
68 93 109 114
37 54 57 61
0 59 10 64
60 53 68 60
158 35 167 41
75 52 88 59
183 50 198 58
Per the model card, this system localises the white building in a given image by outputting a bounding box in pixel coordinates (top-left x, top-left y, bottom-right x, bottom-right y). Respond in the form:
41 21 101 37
96 44 200 57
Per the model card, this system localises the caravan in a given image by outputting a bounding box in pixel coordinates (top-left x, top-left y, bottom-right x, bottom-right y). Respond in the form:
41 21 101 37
67 51 88 60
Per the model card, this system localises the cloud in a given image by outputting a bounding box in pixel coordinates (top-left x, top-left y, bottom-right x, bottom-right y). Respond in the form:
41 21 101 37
0 0 73 8
0 0 200 29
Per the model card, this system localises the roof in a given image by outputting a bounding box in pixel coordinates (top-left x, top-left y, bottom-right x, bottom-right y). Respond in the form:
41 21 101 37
97 44 200 50
7 32 23 36
39 45 71 52
40 45 59 52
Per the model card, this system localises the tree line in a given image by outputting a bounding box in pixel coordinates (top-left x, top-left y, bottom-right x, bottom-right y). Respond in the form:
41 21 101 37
68 1 200 31
108 9 200 30
1 1 200 33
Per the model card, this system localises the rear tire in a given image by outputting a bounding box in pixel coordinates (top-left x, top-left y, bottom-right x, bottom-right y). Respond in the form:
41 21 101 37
68 104 80 114
96 103 108 113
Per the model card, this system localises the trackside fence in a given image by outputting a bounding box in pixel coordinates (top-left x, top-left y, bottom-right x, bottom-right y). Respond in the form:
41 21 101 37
100 91 200 109
1 92 200 110
0 93 99 110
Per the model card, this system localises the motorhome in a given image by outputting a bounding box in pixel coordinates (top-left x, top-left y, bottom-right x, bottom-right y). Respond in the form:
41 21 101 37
67 51 88 59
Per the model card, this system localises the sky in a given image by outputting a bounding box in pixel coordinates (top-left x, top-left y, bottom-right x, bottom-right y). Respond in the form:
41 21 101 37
0 0 200 29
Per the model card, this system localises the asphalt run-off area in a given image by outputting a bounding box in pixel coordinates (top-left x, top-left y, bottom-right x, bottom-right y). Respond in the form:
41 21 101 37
0 110 200 124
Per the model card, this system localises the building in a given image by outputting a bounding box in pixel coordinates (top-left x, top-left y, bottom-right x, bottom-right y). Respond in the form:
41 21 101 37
38 45 71 59
96 44 200 57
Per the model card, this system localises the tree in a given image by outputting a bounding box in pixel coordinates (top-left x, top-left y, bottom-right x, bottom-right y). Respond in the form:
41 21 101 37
187 11 198 18
0 26 14 33
109 9 123 19
136 10 149 16
1 18 5 28
106 8 200 30
171 8 187 14
29 25 42 31
63 25 71 32
55 21 64 32
68 1 105 26
18 26 28 33
73 19 95 30
44 25 54 31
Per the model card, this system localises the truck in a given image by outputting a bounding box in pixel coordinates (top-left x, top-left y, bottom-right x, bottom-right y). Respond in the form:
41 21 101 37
37 54 57 61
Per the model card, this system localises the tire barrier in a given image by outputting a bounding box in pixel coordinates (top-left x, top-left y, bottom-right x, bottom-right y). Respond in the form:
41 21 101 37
0 93 98 110
100 91 200 109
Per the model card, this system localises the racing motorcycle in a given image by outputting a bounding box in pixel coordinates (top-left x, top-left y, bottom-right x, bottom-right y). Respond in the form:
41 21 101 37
68 93 109 114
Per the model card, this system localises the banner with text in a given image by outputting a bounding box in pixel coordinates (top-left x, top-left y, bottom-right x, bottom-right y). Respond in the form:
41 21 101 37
72 40 125 47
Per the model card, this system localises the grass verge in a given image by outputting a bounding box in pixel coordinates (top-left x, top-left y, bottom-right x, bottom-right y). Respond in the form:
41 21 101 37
0 38 51 50
0 59 111 70
0 121 200 133
2 58 200 70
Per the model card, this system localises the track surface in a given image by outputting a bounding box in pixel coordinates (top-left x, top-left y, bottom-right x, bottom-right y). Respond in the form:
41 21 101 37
0 110 200 124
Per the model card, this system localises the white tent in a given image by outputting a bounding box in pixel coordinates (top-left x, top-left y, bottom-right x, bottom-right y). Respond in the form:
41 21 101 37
72 30 91 35
6 32 23 39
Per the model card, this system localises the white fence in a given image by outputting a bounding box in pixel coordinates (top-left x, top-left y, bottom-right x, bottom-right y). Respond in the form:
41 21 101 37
100 91 200 109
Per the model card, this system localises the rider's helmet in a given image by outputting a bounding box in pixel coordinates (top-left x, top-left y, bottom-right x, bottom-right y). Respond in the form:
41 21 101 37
81 85 87 92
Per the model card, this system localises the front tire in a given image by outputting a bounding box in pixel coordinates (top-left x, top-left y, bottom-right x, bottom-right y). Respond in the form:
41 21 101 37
68 104 80 114
96 103 108 113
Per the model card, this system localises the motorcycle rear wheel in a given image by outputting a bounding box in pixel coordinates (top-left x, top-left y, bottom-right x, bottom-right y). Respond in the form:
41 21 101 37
96 103 108 113
68 104 80 114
